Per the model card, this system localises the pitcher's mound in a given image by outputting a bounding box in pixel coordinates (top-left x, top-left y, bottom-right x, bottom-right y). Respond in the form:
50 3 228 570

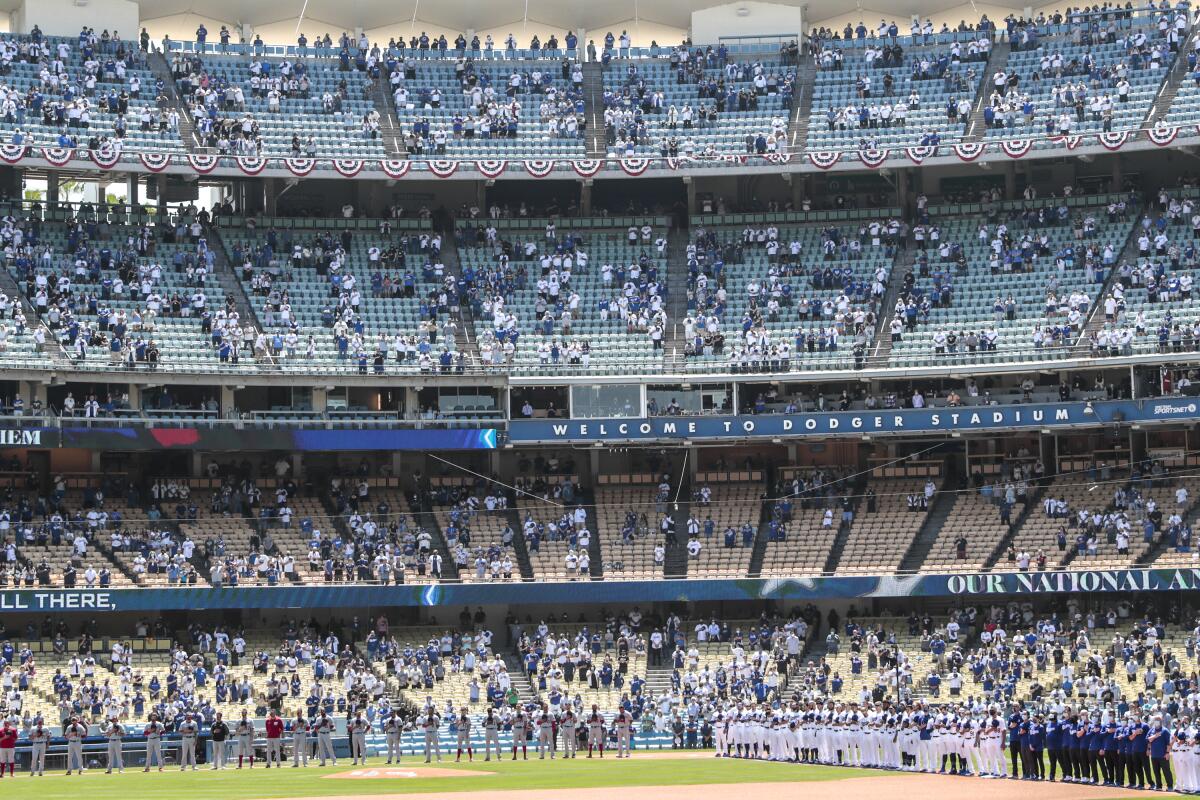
325 767 494 780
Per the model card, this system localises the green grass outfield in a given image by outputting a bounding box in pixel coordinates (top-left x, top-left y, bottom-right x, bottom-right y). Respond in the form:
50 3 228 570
0 756 874 800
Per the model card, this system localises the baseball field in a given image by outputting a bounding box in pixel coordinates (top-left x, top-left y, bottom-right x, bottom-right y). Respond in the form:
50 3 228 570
0 752 1169 800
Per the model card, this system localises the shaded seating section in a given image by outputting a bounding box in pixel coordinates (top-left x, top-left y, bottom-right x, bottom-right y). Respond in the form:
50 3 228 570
683 208 898 372
887 195 1136 368
685 472 764 578
457 216 670 375
594 477 669 579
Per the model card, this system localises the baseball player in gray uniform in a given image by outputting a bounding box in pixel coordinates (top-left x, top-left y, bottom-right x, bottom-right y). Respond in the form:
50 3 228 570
29 721 50 776
560 710 578 758
587 707 605 758
350 713 371 765
456 709 473 762
422 711 442 763
143 714 166 771
235 711 255 768
511 711 529 760
178 713 200 770
315 713 337 766
483 709 501 761
537 712 555 759
291 714 310 767
615 710 632 758
64 717 87 775
383 714 402 764
104 719 125 773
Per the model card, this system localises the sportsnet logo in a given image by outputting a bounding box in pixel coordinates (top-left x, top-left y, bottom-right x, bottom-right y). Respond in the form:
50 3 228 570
1153 403 1198 415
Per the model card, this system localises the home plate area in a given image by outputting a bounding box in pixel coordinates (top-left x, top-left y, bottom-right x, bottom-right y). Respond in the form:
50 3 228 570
325 767 495 779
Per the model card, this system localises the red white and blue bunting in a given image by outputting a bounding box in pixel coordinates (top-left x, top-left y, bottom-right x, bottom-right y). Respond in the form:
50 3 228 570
427 160 459 178
999 139 1032 159
858 148 890 169
475 159 508 179
42 147 74 167
807 151 840 170
619 157 651 176
284 158 316 177
0 128 1192 179
1098 131 1130 151
1148 122 1179 147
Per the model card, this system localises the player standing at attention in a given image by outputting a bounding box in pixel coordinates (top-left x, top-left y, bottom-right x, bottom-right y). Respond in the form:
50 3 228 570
291 713 310 768
235 711 255 768
144 713 166 771
456 708 474 762
64 717 88 775
350 712 372 765
588 706 605 758
384 713 402 764
511 710 529 760
29 719 50 776
265 710 284 768
104 718 125 774
483 708 501 761
179 712 200 770
0 719 16 777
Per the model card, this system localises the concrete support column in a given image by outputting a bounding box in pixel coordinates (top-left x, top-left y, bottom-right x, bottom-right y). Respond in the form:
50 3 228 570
311 386 328 413
580 180 593 214
404 387 420 418
1004 163 1017 200
127 173 139 206
127 383 142 411
291 454 302 479
154 175 167 216
1111 156 1123 192
895 169 909 214
685 177 696 215
263 178 278 216
191 451 204 478
47 173 60 208
219 385 236 417
588 447 600 482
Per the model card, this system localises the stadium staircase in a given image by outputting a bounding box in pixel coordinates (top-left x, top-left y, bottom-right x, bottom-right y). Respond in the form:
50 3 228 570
981 480 1050 571
662 227 692 372
371 78 408 157
582 62 607 158
1070 200 1146 357
583 500 605 579
896 469 959 572
664 496 690 578
747 494 773 577
0 269 74 368
406 503 462 581
438 220 483 367
786 58 815 153
206 223 281 371
868 244 917 364
91 536 144 586
963 42 1009 142
503 506 537 580
822 475 868 574
147 50 202 152
499 653 539 704
1141 42 1192 128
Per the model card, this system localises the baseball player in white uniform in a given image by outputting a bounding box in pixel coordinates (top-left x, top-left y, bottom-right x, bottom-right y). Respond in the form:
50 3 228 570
235 712 255 768
64 717 88 775
614 710 632 758
350 713 371 765
586 708 605 758
104 719 125 773
143 714 166 771
422 711 442 763
291 714 310 767
179 713 200 770
456 709 474 762
511 711 529 760
29 721 50 776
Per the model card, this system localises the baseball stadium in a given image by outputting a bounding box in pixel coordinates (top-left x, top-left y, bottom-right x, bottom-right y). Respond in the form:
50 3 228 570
5 1 1200 799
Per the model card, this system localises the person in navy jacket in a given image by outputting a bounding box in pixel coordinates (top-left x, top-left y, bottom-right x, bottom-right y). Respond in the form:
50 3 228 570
1128 714 1150 789
1147 715 1173 791
1026 715 1045 780
1058 714 1076 782
1101 719 1120 786
1007 709 1022 777
1044 713 1061 782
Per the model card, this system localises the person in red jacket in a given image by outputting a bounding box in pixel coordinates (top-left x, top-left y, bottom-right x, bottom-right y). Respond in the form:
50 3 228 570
265 711 284 768
0 720 17 777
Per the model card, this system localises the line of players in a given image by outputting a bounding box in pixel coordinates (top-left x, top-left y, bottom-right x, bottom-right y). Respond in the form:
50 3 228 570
715 700 1200 794
412 706 637 763
0 704 641 776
